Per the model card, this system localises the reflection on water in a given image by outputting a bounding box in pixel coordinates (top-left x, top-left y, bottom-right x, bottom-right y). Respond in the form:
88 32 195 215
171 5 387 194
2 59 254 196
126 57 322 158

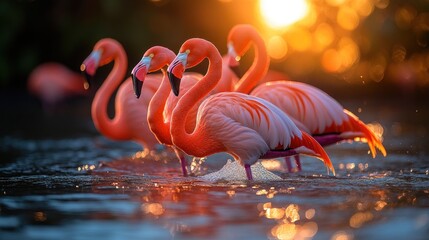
1 98 429 239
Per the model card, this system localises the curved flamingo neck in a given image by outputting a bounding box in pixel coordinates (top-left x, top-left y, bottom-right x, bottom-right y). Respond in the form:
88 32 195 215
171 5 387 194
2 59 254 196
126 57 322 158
91 43 128 140
171 44 223 155
147 68 173 145
233 30 270 94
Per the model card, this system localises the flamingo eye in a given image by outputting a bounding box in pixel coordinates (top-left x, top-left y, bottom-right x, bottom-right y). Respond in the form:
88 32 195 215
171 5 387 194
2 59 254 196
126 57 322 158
149 53 154 58
185 49 190 54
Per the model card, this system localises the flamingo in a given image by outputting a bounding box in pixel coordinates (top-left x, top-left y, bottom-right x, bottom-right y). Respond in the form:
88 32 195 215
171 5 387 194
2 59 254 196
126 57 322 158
80 38 162 156
27 62 87 110
131 46 203 177
166 38 335 180
226 24 387 171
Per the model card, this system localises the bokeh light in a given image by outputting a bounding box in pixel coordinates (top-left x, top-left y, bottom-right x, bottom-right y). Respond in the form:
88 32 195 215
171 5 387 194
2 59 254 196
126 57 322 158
254 0 427 90
267 35 288 60
337 6 360 30
259 0 309 29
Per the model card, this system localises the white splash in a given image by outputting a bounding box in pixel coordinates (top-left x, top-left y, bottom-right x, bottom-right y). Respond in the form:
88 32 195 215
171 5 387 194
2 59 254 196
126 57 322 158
200 159 282 182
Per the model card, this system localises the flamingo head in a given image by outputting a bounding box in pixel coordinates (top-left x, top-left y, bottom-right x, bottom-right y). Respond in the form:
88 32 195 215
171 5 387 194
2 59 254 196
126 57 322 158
226 42 241 77
227 24 255 57
80 38 122 89
131 46 176 98
80 50 102 89
168 38 220 96
226 24 260 77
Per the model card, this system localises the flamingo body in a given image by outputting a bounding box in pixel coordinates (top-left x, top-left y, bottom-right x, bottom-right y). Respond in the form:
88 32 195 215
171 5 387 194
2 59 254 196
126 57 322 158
193 92 331 166
27 62 87 107
167 38 334 180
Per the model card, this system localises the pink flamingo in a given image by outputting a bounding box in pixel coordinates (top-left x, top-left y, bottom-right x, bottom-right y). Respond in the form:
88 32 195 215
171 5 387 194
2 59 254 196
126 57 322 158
80 38 162 156
226 24 386 171
131 46 203 176
27 62 87 109
166 38 335 180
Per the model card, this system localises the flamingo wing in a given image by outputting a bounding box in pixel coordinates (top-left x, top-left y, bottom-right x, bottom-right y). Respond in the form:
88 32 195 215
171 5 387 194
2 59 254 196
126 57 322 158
195 92 303 165
252 81 348 134
252 81 386 157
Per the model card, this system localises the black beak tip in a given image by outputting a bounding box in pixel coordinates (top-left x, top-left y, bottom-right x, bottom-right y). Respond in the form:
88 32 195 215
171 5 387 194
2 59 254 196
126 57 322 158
167 71 181 96
132 74 143 98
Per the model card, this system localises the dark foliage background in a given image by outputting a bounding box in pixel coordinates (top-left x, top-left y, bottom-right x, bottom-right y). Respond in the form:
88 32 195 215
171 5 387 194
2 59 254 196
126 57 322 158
1 0 428 101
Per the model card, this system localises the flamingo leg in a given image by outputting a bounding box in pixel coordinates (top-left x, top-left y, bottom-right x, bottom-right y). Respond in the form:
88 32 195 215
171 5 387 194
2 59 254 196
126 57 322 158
244 164 253 180
173 148 188 177
179 156 188 177
284 157 293 172
294 155 301 172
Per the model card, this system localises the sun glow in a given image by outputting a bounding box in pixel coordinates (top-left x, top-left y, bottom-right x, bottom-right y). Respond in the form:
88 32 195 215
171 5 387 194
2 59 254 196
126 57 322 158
259 0 309 29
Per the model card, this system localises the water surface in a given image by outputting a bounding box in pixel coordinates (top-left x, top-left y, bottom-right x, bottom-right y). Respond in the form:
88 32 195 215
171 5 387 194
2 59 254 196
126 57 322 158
1 94 428 240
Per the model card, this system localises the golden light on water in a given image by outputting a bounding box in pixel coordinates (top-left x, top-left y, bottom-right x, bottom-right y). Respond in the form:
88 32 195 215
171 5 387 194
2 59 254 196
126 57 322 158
142 203 165 216
262 202 319 239
285 204 300 223
374 200 387 211
259 0 309 29
305 208 316 219
349 211 374 228
34 212 47 222
77 164 96 172
331 231 354 240
265 207 286 219
271 222 297 240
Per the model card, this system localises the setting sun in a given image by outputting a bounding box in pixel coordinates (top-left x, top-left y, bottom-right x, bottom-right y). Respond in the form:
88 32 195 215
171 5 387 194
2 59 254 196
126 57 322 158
259 0 309 28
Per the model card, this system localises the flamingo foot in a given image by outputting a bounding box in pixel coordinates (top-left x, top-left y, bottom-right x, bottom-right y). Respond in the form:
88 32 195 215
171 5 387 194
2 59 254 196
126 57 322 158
244 164 253 180
285 157 293 173
294 155 302 172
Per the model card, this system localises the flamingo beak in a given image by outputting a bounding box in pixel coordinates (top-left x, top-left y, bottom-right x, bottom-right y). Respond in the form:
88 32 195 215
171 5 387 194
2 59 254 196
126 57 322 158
167 68 182 97
167 52 187 96
227 43 242 77
131 55 152 98
80 50 102 89
131 62 148 98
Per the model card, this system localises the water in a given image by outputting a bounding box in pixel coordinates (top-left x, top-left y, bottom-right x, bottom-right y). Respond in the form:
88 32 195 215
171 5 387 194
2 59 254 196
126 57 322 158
1 93 429 240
